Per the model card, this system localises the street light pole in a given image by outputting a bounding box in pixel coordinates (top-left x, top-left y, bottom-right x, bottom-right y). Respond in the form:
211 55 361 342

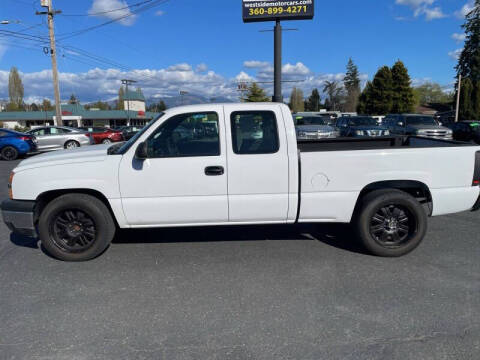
455 74 462 123
273 20 282 103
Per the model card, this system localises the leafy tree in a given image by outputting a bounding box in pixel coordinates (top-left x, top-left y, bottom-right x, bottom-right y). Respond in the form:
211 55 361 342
117 86 125 110
244 83 270 102
8 67 24 111
289 87 305 112
147 100 167 112
305 88 321 111
413 82 453 105
370 66 394 115
85 101 111 110
323 80 343 111
158 100 167 111
42 99 54 111
391 60 415 113
344 58 361 112
68 94 78 104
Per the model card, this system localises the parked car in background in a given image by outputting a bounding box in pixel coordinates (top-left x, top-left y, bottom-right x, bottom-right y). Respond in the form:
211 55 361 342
336 116 390 137
118 125 143 141
383 114 453 139
79 127 124 144
27 126 93 152
444 121 480 144
293 114 339 140
0 129 37 161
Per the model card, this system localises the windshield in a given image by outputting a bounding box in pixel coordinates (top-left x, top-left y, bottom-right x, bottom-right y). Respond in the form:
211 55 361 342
349 117 378 126
296 116 329 126
406 116 437 126
108 113 164 155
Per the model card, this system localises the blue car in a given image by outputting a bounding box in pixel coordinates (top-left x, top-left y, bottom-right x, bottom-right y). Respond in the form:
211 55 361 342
0 129 37 161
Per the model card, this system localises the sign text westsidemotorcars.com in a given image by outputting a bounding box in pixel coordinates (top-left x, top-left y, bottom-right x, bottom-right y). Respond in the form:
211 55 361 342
242 0 314 22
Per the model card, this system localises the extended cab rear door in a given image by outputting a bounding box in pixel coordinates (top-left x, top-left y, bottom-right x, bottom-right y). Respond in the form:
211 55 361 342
223 104 290 223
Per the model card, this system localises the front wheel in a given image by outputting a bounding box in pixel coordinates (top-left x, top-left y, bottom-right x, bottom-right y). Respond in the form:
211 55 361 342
353 189 427 257
1 146 19 161
64 140 80 149
38 194 116 261
102 138 112 144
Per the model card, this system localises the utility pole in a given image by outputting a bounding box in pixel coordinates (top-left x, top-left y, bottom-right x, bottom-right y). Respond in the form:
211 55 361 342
455 74 462 123
121 79 137 126
36 0 62 126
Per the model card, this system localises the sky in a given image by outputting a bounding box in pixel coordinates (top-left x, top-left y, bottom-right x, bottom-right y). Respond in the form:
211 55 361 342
0 0 475 104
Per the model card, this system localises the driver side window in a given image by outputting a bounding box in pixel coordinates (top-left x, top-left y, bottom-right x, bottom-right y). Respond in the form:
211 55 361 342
146 112 220 158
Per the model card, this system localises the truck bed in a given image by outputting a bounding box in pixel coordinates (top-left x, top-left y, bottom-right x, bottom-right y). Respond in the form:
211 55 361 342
297 136 471 152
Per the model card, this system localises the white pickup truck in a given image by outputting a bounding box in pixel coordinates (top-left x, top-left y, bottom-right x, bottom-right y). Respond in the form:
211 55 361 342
2 103 480 261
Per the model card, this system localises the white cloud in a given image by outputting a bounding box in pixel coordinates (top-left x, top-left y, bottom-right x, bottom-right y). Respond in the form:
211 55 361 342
166 63 192 72
196 63 208 72
155 10 165 16
395 0 446 21
243 60 270 69
89 0 137 26
448 48 462 60
455 1 475 19
452 33 466 43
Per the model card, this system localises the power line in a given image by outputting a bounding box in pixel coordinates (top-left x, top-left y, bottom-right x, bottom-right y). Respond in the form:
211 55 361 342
60 0 156 17
57 0 169 41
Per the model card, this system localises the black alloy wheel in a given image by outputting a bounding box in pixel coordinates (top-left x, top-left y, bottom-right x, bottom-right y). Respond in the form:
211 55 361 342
1 146 19 161
369 204 415 248
51 209 97 253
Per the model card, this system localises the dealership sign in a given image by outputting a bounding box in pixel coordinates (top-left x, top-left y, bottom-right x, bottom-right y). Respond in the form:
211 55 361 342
242 0 314 22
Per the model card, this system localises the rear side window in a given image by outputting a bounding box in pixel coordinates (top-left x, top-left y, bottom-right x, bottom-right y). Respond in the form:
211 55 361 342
230 111 279 155
0 130 8 137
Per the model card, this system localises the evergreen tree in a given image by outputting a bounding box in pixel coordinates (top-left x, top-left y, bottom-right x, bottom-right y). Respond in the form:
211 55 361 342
460 77 475 119
305 89 321 111
42 99 54 111
8 67 24 111
244 83 270 102
68 94 78 104
117 86 125 110
456 1 480 119
158 100 167 111
357 81 374 114
289 87 305 112
344 58 361 112
370 66 394 115
391 60 415 113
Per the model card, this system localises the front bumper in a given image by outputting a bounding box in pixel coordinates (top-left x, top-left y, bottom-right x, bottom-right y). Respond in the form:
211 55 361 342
1 199 37 237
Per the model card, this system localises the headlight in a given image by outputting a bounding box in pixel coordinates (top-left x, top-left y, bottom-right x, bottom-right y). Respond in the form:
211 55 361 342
355 130 365 136
384 130 390 136
331 131 340 137
297 131 306 137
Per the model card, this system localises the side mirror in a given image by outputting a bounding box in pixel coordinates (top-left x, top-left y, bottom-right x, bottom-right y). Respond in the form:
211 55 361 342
135 141 148 160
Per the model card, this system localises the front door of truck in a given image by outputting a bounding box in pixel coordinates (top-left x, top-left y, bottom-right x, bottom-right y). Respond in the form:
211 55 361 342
223 105 290 223
119 107 228 226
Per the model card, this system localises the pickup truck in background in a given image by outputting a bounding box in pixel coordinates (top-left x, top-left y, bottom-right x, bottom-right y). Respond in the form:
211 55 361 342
2 103 480 261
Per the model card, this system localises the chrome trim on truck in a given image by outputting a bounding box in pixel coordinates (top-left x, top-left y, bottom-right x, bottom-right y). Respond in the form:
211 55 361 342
1 199 37 238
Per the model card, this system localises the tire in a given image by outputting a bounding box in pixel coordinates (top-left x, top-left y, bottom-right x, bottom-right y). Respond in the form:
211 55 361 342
38 194 116 261
64 140 80 149
1 146 19 161
353 189 427 257
102 138 112 144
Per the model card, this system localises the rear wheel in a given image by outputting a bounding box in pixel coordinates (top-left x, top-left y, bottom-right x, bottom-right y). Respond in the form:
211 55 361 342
38 194 116 261
64 140 79 149
353 189 427 257
1 146 19 161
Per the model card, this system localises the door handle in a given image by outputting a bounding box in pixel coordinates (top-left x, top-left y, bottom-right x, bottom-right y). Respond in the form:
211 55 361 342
205 166 224 176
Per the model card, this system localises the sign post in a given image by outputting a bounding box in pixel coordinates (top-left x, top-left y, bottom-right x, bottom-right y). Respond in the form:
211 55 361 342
242 0 314 102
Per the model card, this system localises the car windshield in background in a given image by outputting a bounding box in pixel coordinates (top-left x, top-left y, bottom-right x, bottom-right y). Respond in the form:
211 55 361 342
108 113 164 155
406 116 437 126
350 117 378 126
296 116 329 126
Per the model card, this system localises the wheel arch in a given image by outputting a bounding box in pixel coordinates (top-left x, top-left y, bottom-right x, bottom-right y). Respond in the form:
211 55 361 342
35 189 119 227
355 180 433 216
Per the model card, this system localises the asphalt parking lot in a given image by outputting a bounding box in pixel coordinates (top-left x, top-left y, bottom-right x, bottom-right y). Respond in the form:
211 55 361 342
0 159 479 360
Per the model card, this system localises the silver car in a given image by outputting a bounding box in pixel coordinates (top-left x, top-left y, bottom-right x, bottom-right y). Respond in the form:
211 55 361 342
294 115 339 140
27 126 93 152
